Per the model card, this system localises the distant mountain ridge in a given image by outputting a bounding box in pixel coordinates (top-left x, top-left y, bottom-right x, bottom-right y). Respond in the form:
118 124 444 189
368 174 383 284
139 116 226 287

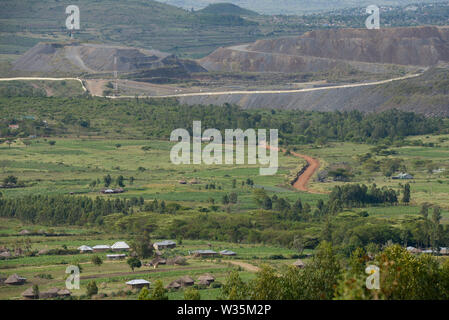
158 0 449 14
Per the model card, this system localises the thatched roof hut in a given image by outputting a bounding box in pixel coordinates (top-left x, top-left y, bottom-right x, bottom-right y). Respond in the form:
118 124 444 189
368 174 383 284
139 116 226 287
197 273 215 284
292 259 305 268
165 281 182 290
0 251 11 259
40 287 59 299
5 274 26 285
57 289 72 297
22 287 38 300
177 276 194 287
198 279 211 286
38 249 49 256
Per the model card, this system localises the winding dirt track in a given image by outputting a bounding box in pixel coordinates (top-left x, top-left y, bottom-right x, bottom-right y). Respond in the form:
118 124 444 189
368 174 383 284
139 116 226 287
289 151 321 193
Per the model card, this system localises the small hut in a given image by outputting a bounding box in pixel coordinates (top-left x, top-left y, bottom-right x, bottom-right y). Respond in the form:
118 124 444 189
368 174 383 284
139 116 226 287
5 274 26 285
40 287 60 299
177 276 194 287
126 279 150 290
220 250 237 256
22 287 38 300
153 240 176 250
197 274 215 285
37 249 49 256
179 180 187 185
165 281 181 290
292 259 305 269
19 229 31 236
192 250 218 258
0 251 11 259
57 289 72 298
78 245 93 253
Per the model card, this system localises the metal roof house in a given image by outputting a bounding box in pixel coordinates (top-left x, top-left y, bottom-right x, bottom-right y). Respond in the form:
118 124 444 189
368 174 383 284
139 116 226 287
111 241 130 251
392 173 414 180
153 240 176 250
92 245 111 252
219 250 237 256
107 254 127 260
78 245 93 253
192 250 218 257
126 279 150 290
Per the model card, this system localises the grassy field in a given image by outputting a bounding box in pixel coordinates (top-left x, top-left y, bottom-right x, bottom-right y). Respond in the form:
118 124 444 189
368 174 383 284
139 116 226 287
301 136 449 219
1 134 449 299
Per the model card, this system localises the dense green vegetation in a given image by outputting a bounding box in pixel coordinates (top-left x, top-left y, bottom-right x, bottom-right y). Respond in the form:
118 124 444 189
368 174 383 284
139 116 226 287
221 243 449 300
0 97 446 145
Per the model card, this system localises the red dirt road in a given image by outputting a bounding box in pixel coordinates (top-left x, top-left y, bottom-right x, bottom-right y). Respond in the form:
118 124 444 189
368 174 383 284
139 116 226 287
266 144 321 193
289 151 321 193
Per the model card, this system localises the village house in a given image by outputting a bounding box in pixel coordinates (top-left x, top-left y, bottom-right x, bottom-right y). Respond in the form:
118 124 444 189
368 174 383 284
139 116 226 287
107 254 126 260
197 274 215 286
57 289 72 298
292 259 306 268
40 288 60 299
111 241 130 251
192 250 218 257
126 279 150 290
219 250 237 256
392 172 414 180
177 276 195 287
5 274 26 285
78 245 93 253
153 240 176 250
8 124 19 130
92 245 110 252
165 281 182 290
22 287 38 300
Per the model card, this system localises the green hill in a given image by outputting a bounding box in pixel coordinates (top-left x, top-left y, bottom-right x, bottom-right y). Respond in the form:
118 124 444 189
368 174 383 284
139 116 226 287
0 0 268 59
198 3 259 16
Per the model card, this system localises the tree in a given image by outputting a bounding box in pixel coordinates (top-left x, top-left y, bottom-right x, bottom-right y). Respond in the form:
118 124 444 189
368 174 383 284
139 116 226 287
402 183 411 204
32 284 39 299
138 287 150 300
229 192 238 204
249 265 282 300
117 175 125 188
86 280 98 297
184 287 201 300
222 194 230 205
221 271 249 300
292 235 306 256
48 140 56 146
150 280 168 300
131 230 153 259
3 175 18 186
300 241 341 300
127 257 142 272
103 174 112 187
91 255 103 266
